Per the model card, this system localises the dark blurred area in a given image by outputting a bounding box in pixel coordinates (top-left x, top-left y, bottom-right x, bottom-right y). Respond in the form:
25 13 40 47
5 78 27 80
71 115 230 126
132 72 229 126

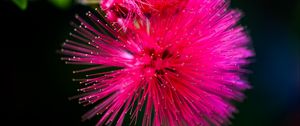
1 0 299 126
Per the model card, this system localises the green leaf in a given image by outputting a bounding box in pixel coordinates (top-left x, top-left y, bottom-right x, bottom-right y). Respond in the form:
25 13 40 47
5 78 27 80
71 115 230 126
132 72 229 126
49 0 72 9
12 0 28 10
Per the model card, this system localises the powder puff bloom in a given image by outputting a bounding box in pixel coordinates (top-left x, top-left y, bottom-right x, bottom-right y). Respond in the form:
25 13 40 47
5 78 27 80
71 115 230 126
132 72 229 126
61 0 254 126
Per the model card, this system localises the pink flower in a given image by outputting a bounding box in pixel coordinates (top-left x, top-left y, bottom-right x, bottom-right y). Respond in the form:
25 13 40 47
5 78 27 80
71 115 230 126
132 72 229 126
61 0 254 126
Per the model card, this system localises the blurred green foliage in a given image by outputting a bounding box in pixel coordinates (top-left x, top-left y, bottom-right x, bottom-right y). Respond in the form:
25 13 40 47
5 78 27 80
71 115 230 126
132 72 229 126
11 0 73 10
49 0 72 9
12 0 28 10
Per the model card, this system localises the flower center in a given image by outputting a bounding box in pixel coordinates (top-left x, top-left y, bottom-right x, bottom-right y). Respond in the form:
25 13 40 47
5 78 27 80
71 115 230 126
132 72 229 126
135 48 173 77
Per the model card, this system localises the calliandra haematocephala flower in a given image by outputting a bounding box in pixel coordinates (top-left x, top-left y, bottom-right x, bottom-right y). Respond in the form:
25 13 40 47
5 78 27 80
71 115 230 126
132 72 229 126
61 0 254 125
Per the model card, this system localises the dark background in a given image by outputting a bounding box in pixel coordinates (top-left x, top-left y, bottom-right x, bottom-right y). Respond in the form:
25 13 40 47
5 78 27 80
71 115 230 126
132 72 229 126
1 0 300 126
